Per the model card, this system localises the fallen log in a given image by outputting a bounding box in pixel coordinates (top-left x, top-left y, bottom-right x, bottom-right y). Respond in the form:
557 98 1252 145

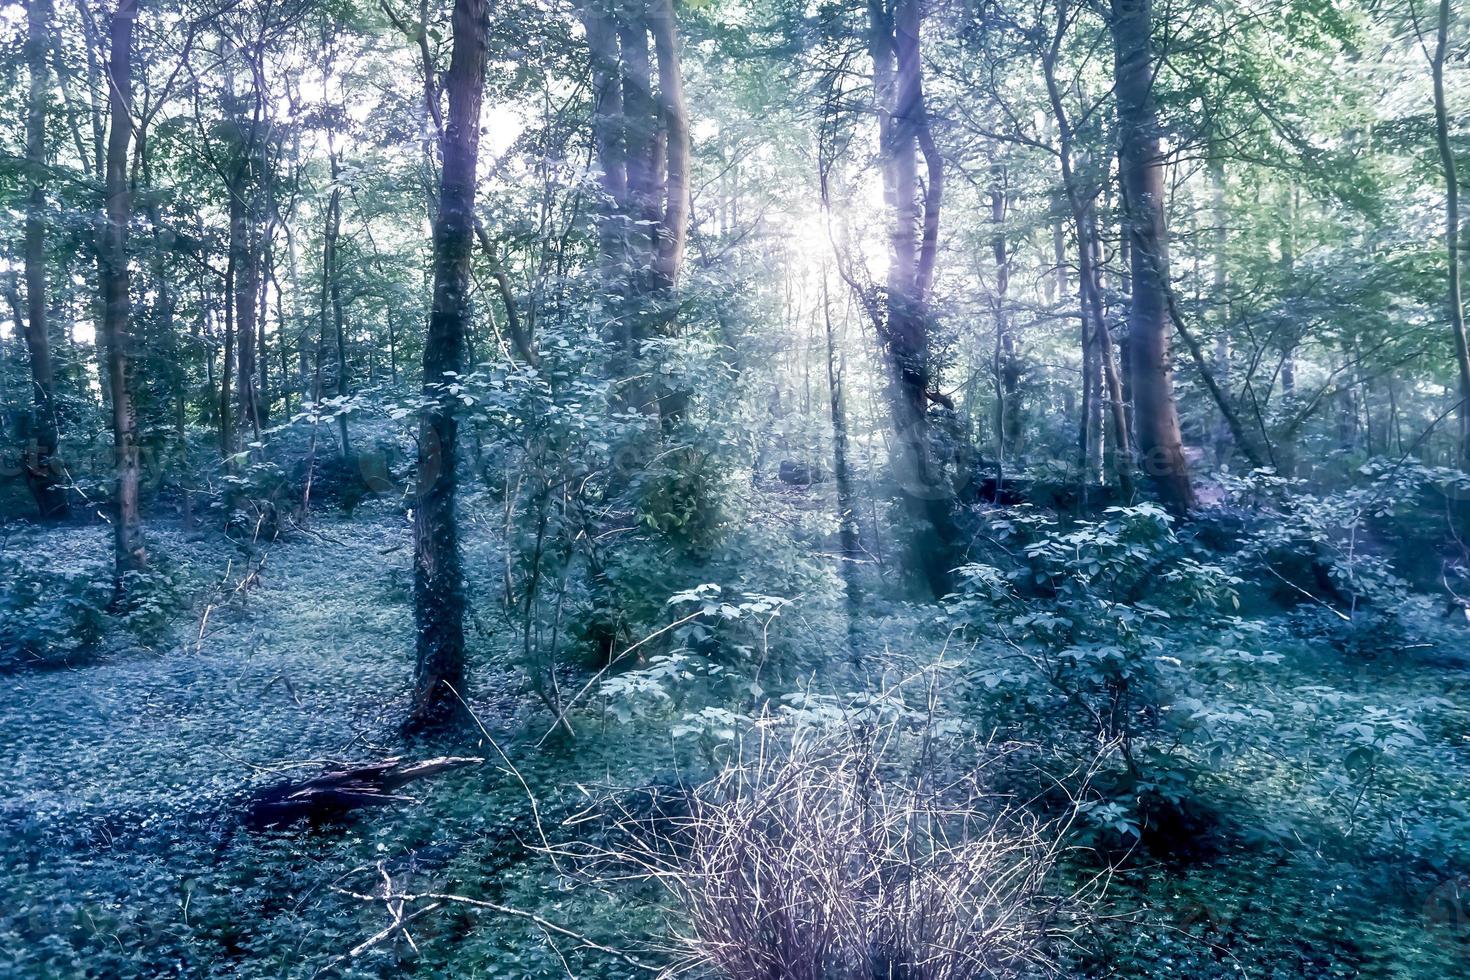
247 756 483 828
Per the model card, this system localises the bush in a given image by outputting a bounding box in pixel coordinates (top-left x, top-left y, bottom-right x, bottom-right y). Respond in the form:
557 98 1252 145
581 723 1075 980
949 504 1262 846
0 555 109 670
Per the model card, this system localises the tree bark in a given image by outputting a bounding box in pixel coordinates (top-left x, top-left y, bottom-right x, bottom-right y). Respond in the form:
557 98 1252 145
318 136 351 459
650 0 688 294
619 7 659 302
100 0 146 584
22 0 68 518
869 0 956 598
1111 0 1195 511
329 153 350 460
260 225 274 427
584 0 689 424
1432 0 1470 469
581 0 627 296
823 268 862 659
1041 6 1134 499
142 136 187 523
990 166 1021 462
231 162 263 446
1208 155 1232 465
409 0 487 730
220 257 235 457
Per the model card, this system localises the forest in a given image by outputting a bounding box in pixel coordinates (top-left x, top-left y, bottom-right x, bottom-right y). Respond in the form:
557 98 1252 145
1 0 1469 974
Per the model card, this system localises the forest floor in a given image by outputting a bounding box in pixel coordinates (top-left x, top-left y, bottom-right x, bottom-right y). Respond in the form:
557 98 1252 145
0 512 560 978
2 509 1469 977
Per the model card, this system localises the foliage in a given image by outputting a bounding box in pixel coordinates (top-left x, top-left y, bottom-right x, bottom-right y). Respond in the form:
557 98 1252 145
4 0 1470 975
0 550 109 670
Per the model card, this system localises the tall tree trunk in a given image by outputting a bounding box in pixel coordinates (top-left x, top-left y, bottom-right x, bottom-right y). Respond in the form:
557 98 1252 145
260 230 273 427
1277 186 1299 476
330 190 350 459
823 267 862 658
1111 0 1194 511
100 0 145 584
584 0 688 424
409 0 487 729
1209 155 1232 465
619 6 658 317
142 140 186 524
869 0 955 598
581 0 627 297
1091 226 1131 490
1432 0 1470 469
220 258 235 457
1042 10 1134 499
22 0 68 518
314 140 351 459
991 162 1021 462
231 164 262 447
648 0 689 422
650 0 688 295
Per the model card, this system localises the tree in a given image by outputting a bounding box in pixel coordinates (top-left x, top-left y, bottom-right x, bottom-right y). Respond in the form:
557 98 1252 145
408 0 488 729
1038 0 1134 498
650 0 690 300
822 264 862 657
99 0 146 585
227 42 267 451
1425 0 1470 470
580 0 691 421
867 0 957 598
989 160 1022 465
1111 0 1194 511
21 0 68 519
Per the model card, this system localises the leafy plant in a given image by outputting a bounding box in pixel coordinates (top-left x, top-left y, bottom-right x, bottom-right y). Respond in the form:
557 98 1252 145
0 554 109 671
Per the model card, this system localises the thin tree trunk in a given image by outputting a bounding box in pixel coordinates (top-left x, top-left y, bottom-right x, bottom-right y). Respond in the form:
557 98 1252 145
649 0 689 422
619 7 658 313
651 0 688 295
409 0 487 730
231 163 262 447
22 0 68 518
73 0 107 179
1278 187 1299 476
822 266 862 659
1111 0 1195 511
220 257 235 457
325 147 351 459
1208 155 1232 465
1042 9 1134 499
142 139 187 524
260 230 273 427
99 0 146 584
581 0 627 298
1432 0 1470 469
991 162 1021 462
1166 286 1265 469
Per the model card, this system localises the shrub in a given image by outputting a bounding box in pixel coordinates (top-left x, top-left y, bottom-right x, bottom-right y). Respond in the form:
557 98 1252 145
581 723 1075 980
0 555 109 670
949 504 1262 846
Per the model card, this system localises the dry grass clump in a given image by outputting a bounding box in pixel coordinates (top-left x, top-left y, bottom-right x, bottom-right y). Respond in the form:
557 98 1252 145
576 725 1081 979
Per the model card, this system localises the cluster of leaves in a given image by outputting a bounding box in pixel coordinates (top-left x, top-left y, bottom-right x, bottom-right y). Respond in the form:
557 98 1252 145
949 504 1269 842
1219 463 1470 655
595 584 793 751
0 553 110 671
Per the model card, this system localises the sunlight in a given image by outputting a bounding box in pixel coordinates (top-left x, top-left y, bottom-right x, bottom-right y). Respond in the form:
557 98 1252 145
5 0 1469 976
482 103 523 158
